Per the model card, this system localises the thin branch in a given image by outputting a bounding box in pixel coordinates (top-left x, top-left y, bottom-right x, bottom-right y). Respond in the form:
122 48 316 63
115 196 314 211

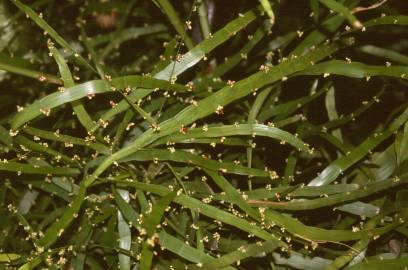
352 0 388 14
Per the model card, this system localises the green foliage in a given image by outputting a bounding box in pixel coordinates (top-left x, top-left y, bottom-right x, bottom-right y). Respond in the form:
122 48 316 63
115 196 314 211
0 0 408 269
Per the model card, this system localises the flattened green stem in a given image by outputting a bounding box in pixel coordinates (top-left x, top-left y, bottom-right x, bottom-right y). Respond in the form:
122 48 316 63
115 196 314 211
155 0 195 50
46 29 344 255
197 0 211 38
290 0 359 56
89 6 260 134
299 60 408 79
116 188 131 270
11 75 186 130
139 191 177 270
317 0 363 28
308 105 408 186
79 27 106 79
211 22 269 78
324 200 386 270
49 46 95 132
193 240 280 269
360 45 408 65
38 183 86 248
0 161 79 175
157 231 236 270
248 175 408 210
109 178 408 242
118 90 157 125
86 42 340 188
113 110 135 150
325 86 343 144
247 87 274 189
166 163 204 251
0 60 61 84
110 179 286 243
10 0 97 73
22 126 110 154
344 257 408 270
259 0 275 23
14 135 75 165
